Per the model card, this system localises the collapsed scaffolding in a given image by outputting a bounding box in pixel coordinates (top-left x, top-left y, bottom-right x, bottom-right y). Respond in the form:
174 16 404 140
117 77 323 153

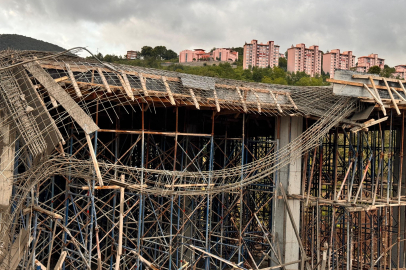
0 48 405 270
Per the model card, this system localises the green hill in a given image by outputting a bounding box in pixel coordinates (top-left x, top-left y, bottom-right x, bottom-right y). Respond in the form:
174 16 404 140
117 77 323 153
0 34 65 52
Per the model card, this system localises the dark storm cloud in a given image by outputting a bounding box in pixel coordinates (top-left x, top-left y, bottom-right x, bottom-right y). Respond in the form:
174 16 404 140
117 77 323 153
1 0 406 65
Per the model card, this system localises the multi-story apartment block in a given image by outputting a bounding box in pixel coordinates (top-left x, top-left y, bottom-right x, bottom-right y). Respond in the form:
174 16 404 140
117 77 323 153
356 54 385 73
179 48 237 63
322 49 356 78
287 44 322 76
393 65 406 79
243 40 280 69
126 50 138 60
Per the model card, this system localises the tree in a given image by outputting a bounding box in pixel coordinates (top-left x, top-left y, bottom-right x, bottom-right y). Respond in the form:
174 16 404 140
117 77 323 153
141 46 154 58
153 46 167 60
278 57 287 71
380 65 395 78
368 65 381 74
163 49 178 60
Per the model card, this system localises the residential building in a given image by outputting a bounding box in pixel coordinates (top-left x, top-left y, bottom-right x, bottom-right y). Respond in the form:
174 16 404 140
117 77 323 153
393 65 406 79
322 49 356 78
179 49 210 63
243 40 280 69
126 50 138 60
356 53 385 73
211 48 238 62
279 53 285 59
179 48 238 63
287 43 322 76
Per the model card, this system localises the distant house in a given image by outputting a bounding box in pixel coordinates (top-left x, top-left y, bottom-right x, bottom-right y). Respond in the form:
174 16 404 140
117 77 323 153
179 48 238 63
126 50 138 60
393 65 406 79
356 54 385 73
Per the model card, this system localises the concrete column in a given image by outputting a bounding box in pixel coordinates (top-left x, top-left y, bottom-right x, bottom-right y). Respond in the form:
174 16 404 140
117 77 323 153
273 116 303 270
0 109 15 210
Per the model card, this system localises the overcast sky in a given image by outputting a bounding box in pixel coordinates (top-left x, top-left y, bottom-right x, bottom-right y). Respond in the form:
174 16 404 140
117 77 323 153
1 0 405 66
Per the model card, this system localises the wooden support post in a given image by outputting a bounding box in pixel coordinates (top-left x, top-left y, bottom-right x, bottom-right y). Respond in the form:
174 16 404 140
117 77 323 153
391 87 406 101
53 251 67 270
120 73 135 101
213 88 221 112
85 133 103 186
369 76 387 116
65 63 82 97
383 78 401 115
189 89 200 109
162 76 176 105
269 90 283 113
97 68 112 93
115 175 125 270
236 87 248 113
252 89 262 113
139 73 149 96
287 94 298 110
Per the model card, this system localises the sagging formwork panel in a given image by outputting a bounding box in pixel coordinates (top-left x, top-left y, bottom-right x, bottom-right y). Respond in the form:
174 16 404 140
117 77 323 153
24 62 99 135
0 62 46 158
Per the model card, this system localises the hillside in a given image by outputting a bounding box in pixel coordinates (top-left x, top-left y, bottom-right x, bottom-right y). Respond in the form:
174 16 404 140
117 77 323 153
0 34 65 52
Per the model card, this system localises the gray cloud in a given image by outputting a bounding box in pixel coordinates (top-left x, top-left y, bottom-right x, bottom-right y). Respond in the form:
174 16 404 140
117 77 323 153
0 0 405 66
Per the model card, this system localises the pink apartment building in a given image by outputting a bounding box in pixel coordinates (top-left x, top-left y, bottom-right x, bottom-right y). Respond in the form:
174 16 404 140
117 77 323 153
356 54 385 73
287 44 322 76
243 40 280 69
322 49 356 78
179 49 210 62
393 65 406 79
179 48 238 63
211 48 238 62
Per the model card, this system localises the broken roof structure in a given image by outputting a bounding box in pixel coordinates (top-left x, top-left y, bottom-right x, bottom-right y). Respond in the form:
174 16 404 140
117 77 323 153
0 48 406 270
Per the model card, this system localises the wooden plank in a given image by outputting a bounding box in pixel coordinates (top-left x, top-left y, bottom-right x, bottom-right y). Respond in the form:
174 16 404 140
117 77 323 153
328 78 405 93
53 251 67 270
65 63 83 97
352 74 406 83
23 205 62 219
25 62 99 134
236 87 247 113
351 117 388 133
97 68 112 93
189 89 200 109
161 76 176 105
119 73 135 100
139 73 149 96
34 259 47 270
383 78 401 115
85 133 104 186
